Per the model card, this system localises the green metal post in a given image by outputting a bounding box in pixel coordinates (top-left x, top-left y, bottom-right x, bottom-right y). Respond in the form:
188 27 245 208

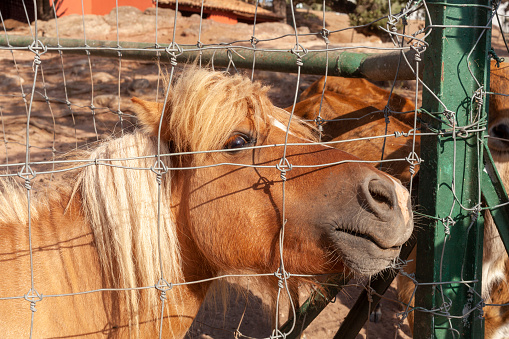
415 1 490 338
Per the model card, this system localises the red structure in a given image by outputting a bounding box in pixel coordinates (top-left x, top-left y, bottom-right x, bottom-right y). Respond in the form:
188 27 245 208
51 0 154 17
158 0 282 24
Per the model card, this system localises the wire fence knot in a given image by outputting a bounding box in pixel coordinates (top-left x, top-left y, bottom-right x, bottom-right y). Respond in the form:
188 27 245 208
151 159 168 184
314 116 326 132
18 165 36 187
489 47 504 68
320 28 330 43
457 127 469 138
473 86 485 108
291 44 308 67
443 109 455 124
250 36 259 46
442 216 455 235
28 40 47 71
274 268 291 290
155 278 173 302
24 288 42 312
383 105 391 124
478 299 486 317
159 290 167 302
470 204 482 223
32 55 42 71
270 328 287 339
405 151 422 176
165 43 183 67
276 158 292 181
387 15 398 33
394 129 413 138
410 44 423 63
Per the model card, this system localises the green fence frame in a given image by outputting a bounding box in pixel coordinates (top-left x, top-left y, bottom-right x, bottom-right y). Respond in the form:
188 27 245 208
415 1 489 337
2 1 509 337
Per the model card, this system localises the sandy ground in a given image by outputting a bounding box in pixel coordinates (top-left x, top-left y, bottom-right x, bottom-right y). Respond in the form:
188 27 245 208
0 6 507 339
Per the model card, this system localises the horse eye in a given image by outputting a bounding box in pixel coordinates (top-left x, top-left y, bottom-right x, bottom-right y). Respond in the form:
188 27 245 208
224 134 251 150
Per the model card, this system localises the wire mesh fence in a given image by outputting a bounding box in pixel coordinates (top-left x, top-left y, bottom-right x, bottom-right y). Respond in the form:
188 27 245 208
0 0 507 338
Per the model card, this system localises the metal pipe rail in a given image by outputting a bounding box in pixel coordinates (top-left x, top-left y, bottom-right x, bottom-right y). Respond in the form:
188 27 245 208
0 34 420 81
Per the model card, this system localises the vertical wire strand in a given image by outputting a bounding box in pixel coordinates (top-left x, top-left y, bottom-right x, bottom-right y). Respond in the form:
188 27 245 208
316 0 330 142
81 0 99 140
274 1 302 336
115 0 124 135
52 1 78 150
0 107 8 173
25 1 41 337
156 3 180 337
250 0 259 81
197 0 205 67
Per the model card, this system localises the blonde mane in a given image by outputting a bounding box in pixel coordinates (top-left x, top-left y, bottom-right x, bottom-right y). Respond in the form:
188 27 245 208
76 133 183 331
0 180 42 226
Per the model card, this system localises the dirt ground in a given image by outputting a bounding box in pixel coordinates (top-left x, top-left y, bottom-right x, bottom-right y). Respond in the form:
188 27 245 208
0 6 507 339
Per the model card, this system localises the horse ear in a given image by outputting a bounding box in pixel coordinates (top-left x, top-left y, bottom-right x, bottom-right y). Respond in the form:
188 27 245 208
131 97 171 140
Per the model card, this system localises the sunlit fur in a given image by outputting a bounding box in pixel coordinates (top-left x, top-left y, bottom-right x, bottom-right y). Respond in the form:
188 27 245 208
0 180 38 225
0 69 319 337
77 69 316 333
77 133 182 334
0 69 412 338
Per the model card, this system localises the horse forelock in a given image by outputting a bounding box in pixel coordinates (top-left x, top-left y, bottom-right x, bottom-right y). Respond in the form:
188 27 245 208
165 69 316 156
76 133 185 333
166 69 267 153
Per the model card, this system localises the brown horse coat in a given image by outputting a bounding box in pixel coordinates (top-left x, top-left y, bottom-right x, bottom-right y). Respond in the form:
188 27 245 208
0 69 413 338
290 89 418 184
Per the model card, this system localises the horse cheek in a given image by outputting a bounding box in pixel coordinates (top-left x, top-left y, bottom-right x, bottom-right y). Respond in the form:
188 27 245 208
183 168 263 271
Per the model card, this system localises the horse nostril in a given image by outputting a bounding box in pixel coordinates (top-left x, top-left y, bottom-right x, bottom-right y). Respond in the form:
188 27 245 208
490 123 509 141
368 179 394 212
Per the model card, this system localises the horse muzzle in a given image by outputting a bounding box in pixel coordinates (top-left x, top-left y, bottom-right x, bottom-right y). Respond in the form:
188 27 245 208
324 171 413 276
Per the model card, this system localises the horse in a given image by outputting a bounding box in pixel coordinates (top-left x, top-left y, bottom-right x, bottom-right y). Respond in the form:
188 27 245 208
292 68 509 338
475 61 509 339
299 76 416 127
0 69 413 338
290 78 419 185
